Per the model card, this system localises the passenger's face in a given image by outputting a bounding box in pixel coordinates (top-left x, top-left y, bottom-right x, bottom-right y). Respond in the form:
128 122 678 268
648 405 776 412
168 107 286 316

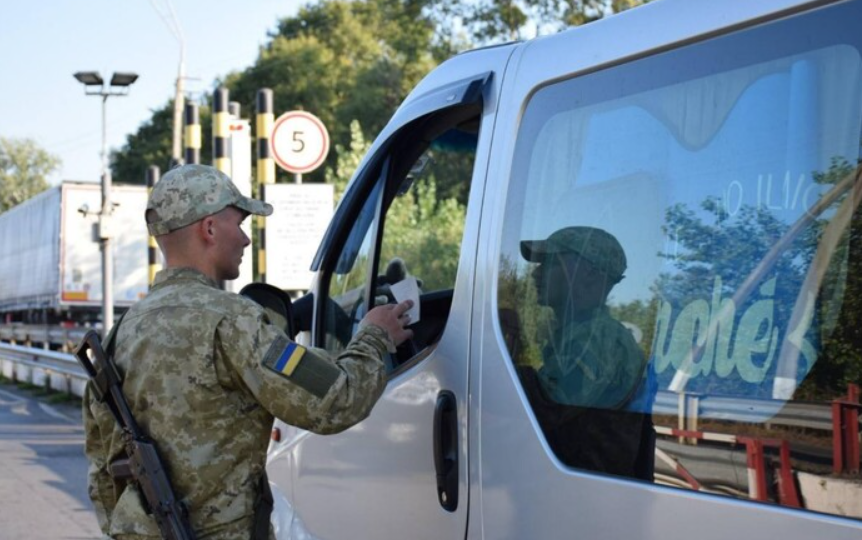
212 206 250 281
533 252 607 315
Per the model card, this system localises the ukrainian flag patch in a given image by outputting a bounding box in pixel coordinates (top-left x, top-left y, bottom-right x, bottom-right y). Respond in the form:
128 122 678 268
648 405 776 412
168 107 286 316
262 335 342 398
264 336 306 377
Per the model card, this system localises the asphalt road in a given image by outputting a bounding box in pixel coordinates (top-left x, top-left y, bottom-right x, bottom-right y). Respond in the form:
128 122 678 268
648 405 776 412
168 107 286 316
0 383 101 540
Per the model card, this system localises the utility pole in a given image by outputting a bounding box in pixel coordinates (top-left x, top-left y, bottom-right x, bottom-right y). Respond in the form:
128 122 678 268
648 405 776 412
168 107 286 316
73 71 139 337
171 50 186 167
150 0 186 167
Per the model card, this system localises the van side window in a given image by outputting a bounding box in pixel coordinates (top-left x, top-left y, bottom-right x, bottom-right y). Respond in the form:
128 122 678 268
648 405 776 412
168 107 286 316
323 113 480 372
498 2 862 521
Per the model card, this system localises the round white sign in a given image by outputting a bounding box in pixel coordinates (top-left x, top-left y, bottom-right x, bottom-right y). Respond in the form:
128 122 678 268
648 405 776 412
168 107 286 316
270 111 330 174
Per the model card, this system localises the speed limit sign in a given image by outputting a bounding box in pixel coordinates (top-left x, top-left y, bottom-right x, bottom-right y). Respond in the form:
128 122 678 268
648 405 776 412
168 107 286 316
270 111 330 174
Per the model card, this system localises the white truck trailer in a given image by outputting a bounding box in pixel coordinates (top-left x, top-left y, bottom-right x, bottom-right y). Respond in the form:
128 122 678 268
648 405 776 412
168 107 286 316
0 181 150 324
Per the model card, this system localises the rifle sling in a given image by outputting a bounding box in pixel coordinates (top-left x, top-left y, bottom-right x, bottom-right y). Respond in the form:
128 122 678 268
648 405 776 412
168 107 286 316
93 312 127 407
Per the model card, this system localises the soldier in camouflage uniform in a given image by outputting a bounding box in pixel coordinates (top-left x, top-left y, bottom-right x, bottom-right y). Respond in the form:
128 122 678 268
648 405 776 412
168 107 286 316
83 164 414 539
518 226 655 480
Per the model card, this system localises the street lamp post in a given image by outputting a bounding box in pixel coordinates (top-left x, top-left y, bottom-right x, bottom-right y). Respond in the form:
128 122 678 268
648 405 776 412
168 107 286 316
73 71 139 337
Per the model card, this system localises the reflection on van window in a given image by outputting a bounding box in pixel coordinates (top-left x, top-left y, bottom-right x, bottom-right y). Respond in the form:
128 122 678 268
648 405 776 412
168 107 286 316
515 226 656 478
499 8 862 522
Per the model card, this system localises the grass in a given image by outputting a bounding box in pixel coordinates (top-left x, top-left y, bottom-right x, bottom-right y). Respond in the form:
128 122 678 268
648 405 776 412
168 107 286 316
0 375 82 407
47 392 80 405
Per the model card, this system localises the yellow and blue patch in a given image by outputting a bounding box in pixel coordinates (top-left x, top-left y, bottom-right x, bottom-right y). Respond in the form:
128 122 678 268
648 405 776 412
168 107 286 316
264 336 307 377
262 336 341 398
270 341 306 376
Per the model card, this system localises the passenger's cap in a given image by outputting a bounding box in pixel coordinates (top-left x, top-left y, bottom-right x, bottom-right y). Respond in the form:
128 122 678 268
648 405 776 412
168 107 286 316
520 226 627 280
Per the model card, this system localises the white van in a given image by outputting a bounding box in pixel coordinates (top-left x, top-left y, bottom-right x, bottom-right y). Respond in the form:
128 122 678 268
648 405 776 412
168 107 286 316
266 0 862 537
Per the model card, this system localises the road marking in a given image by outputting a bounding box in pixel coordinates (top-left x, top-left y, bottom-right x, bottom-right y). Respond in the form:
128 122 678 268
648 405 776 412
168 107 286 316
12 404 31 416
38 402 76 423
0 387 25 405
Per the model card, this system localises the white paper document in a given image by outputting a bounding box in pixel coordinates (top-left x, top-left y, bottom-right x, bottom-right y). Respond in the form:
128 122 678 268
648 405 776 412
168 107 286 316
389 276 421 323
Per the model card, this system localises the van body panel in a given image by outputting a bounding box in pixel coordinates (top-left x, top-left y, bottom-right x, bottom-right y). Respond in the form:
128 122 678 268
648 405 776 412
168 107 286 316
270 0 862 537
267 43 515 540
469 0 862 537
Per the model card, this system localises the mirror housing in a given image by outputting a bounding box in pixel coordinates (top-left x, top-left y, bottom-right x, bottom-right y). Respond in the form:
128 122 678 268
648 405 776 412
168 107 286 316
240 283 296 339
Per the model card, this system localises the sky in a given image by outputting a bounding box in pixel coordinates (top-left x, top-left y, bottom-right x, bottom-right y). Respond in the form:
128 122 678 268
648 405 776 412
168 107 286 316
0 0 302 185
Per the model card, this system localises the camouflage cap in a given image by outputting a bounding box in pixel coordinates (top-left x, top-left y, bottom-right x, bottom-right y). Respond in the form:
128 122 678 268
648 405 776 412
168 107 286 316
520 226 627 280
146 164 273 236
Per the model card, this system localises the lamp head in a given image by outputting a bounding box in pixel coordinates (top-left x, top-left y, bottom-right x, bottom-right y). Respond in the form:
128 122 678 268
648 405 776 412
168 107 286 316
73 71 103 86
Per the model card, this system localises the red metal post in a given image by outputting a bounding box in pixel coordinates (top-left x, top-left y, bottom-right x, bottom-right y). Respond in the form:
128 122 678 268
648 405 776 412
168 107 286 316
833 400 844 474
832 384 861 474
845 384 860 474
777 440 801 508
743 438 769 501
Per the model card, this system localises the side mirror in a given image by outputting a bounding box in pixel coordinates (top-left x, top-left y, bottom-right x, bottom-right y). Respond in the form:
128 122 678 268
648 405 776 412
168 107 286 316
240 283 296 339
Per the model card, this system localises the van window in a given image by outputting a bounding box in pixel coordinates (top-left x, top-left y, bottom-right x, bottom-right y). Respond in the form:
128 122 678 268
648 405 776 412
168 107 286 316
322 112 480 372
498 1 862 520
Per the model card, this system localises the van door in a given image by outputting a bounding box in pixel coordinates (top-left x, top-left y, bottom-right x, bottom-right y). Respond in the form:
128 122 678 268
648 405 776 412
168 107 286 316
267 46 513 539
475 1 862 538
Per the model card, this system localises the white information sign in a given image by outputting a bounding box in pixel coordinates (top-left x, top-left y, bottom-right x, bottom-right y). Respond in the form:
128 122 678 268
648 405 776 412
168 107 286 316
264 183 334 290
270 111 330 174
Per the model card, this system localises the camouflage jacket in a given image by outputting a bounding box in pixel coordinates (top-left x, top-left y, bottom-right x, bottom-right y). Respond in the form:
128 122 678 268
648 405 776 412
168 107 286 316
538 306 647 409
527 306 654 479
83 267 392 539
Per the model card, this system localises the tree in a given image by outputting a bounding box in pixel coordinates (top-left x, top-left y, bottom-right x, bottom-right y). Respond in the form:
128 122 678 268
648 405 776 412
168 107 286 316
112 0 654 189
653 158 862 400
327 120 470 292
325 120 371 201
0 137 60 212
111 100 213 186
439 0 651 43
113 0 439 186
227 0 438 181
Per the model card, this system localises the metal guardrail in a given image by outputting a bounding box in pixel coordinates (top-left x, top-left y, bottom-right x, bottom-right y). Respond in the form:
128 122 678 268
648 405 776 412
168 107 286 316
652 391 837 430
0 342 87 398
0 338 851 433
0 323 89 348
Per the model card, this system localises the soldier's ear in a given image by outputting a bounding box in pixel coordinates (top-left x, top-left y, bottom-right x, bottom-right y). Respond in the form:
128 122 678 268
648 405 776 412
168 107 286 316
198 215 217 245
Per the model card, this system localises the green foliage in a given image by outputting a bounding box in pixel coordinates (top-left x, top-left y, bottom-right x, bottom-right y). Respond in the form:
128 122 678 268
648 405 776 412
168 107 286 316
325 120 371 201
497 255 551 368
111 0 652 188
110 100 213 185
226 0 438 183
610 297 659 360
656 158 862 400
797 158 862 399
658 196 814 341
113 0 441 186
445 0 651 43
379 175 466 291
0 137 59 212
326 120 473 292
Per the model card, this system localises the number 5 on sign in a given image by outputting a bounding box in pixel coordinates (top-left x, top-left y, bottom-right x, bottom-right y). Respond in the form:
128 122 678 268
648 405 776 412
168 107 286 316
270 111 330 174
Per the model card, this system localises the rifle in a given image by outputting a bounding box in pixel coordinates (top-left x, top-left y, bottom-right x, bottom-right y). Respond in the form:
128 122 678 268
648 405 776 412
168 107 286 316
75 329 197 540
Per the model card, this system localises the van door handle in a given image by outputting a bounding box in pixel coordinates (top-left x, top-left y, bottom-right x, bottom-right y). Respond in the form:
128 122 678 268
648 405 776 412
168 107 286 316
433 390 458 512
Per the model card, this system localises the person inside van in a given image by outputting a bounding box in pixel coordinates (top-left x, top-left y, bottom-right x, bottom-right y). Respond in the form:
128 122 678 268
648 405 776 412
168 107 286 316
518 226 655 480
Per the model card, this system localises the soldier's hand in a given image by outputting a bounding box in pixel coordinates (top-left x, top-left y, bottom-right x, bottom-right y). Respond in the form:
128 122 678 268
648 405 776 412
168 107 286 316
361 300 414 346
